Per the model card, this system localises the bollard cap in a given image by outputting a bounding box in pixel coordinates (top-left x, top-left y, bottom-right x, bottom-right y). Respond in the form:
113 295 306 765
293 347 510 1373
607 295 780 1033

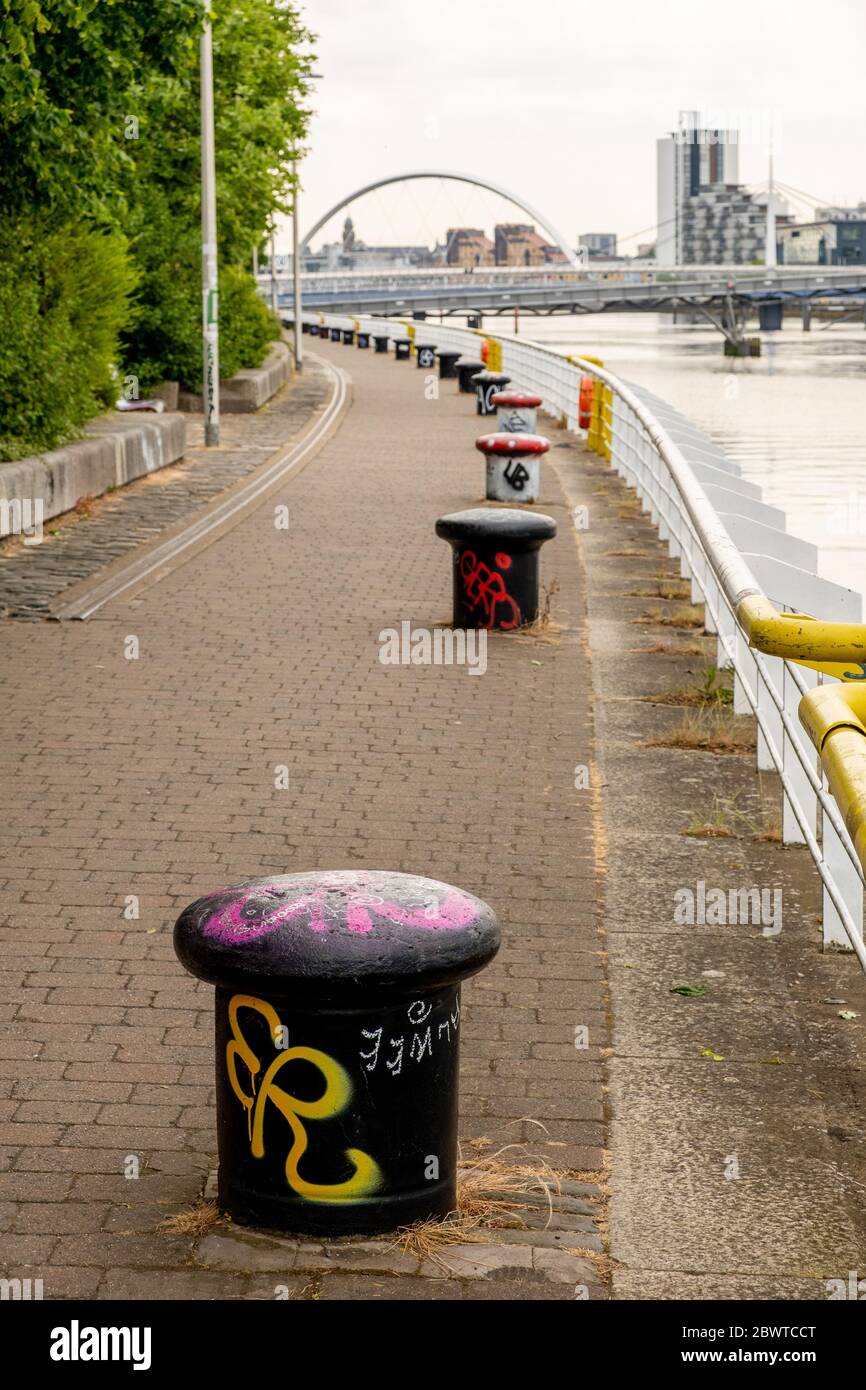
491 391 542 408
436 506 557 548
174 870 501 1002
471 371 511 385
475 432 550 457
435 349 462 359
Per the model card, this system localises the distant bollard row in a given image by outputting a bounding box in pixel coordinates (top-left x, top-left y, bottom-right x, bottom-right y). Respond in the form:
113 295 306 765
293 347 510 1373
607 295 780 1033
310 315 560 629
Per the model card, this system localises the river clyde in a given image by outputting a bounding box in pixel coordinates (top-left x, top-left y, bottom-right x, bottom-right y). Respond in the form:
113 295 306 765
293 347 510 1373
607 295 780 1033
508 312 866 603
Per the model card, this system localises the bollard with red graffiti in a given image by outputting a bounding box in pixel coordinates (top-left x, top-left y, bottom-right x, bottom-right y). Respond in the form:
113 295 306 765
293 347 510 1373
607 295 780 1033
173 870 500 1237
435 507 557 631
490 390 543 435
475 432 550 504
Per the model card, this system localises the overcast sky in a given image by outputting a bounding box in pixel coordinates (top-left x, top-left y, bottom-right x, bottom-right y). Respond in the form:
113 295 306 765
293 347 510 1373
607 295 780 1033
279 0 866 254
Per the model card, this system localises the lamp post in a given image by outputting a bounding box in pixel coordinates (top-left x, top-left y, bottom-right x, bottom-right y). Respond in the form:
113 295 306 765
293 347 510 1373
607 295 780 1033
200 1 219 446
292 160 303 372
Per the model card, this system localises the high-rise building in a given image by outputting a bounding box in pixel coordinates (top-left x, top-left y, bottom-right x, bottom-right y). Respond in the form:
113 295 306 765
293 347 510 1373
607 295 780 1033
656 111 745 264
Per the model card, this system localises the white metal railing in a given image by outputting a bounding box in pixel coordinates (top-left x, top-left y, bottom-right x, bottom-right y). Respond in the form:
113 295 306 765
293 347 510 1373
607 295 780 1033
309 311 866 966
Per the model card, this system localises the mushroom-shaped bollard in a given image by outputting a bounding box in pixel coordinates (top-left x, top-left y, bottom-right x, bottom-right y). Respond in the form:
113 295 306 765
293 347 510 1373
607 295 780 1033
329 327 341 342
456 358 485 394
415 343 436 369
393 337 412 361
435 507 557 630
476 432 549 504
472 370 512 417
309 323 320 337
341 329 355 346
357 331 370 349
373 334 390 354
436 350 462 380
491 390 543 436
174 870 500 1237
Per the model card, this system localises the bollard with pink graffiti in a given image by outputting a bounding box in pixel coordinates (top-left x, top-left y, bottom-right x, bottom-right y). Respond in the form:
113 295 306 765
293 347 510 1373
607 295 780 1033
174 869 500 1236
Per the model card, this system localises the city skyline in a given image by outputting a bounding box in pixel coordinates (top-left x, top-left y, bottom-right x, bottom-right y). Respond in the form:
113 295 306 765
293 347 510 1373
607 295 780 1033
283 0 866 255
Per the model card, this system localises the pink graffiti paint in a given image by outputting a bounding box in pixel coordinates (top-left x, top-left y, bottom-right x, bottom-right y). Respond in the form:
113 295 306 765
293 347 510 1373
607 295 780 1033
201 875 479 946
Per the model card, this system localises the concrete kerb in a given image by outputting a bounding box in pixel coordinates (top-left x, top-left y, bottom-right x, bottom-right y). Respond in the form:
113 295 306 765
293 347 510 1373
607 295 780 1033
0 413 186 540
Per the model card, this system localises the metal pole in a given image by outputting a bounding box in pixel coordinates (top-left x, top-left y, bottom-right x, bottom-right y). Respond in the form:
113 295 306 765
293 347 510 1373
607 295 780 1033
765 144 777 270
292 160 303 372
200 2 219 446
269 233 278 316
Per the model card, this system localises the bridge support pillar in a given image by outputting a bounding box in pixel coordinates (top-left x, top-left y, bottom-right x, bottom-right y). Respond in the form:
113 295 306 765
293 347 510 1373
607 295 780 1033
758 301 784 332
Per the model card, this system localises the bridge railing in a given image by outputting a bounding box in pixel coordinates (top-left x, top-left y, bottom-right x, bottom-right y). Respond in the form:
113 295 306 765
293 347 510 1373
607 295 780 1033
308 311 866 968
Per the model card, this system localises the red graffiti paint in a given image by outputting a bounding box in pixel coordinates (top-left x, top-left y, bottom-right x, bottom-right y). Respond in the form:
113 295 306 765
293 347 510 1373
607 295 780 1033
494 552 512 569
458 550 520 629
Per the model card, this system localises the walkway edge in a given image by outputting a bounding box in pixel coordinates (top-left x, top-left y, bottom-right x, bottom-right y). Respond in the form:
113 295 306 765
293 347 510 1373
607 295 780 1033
50 352 351 621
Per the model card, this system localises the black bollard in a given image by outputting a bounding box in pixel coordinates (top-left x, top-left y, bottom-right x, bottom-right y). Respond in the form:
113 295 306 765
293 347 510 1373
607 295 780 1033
301 321 311 336
472 370 512 417
436 507 556 631
357 331 370 349
436 350 462 380
342 329 355 346
309 324 320 337
174 870 500 1237
415 344 436 369
373 335 390 354
456 358 485 394
393 337 412 361
329 327 341 343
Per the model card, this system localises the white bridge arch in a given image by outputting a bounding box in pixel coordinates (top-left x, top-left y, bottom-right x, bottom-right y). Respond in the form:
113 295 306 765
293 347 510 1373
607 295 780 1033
301 169 578 268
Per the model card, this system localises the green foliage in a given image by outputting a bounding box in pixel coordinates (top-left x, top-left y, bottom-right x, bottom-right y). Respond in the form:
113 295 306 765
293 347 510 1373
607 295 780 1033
0 1 314 455
0 0 202 225
121 0 314 384
0 217 136 461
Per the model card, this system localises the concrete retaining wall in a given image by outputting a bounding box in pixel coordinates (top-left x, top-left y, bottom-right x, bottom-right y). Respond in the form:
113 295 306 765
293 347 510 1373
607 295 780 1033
177 339 291 414
0 412 186 539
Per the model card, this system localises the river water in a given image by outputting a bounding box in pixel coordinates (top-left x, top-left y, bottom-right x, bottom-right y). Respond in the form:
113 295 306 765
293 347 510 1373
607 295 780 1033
509 312 866 602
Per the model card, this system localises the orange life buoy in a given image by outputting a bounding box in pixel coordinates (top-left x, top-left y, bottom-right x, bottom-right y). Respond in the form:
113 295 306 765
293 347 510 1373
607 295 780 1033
480 339 490 365
578 375 593 430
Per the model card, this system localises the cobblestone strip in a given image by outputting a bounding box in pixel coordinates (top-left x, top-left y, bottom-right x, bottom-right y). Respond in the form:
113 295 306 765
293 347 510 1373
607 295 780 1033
0 358 330 621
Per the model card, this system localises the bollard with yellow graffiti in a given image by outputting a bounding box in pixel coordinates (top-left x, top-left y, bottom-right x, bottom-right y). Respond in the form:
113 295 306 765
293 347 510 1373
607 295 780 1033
174 869 500 1236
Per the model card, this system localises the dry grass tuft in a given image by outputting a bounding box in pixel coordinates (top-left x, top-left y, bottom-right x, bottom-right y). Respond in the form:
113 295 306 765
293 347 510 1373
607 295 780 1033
391 1145 566 1267
159 1200 220 1238
627 640 707 657
645 705 756 755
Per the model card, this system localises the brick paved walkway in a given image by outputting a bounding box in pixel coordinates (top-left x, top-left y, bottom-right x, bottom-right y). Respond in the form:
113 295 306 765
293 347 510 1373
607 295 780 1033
0 338 607 1299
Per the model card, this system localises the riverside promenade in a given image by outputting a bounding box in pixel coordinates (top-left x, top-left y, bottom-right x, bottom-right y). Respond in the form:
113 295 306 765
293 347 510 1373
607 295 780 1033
0 336 606 1300
3 332 865 1303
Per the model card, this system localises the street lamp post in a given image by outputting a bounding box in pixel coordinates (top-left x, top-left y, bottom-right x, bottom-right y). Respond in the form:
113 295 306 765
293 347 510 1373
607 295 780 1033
292 160 303 372
200 2 220 446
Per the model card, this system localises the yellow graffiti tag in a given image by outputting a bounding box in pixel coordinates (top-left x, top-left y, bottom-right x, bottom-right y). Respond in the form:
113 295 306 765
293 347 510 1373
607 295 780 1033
226 994 382 1204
